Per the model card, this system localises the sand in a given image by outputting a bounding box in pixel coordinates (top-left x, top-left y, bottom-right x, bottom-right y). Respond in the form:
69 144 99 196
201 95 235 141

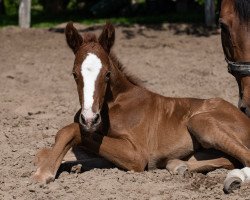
1 23 250 199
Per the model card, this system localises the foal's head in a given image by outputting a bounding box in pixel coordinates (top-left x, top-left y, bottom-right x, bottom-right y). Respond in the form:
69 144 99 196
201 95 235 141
220 0 250 115
65 22 115 132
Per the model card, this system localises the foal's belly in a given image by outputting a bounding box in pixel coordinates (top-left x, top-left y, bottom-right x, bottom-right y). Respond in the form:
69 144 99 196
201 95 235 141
147 126 197 169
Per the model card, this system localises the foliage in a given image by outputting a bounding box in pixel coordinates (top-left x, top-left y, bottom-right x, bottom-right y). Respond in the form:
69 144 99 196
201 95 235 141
38 0 70 13
195 0 219 8
3 0 19 15
3 0 42 15
90 0 131 17
0 0 208 28
195 0 205 5
0 10 204 28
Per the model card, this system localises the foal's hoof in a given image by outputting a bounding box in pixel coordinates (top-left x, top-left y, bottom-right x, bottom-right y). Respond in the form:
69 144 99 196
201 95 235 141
166 160 188 175
223 168 246 194
223 177 242 194
175 164 188 175
32 169 55 184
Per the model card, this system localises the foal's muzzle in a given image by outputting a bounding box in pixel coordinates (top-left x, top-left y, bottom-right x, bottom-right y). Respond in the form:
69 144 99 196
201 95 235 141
240 106 250 117
239 99 250 117
79 112 101 132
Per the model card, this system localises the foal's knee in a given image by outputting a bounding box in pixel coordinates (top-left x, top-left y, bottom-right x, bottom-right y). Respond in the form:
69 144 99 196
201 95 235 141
125 151 147 172
54 129 64 142
54 123 80 142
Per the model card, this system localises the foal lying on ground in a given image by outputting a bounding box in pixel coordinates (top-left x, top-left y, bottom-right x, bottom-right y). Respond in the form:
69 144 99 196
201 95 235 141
34 22 250 193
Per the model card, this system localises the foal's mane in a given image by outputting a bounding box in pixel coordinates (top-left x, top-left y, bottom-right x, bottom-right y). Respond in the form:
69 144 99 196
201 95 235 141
109 53 142 86
234 0 250 22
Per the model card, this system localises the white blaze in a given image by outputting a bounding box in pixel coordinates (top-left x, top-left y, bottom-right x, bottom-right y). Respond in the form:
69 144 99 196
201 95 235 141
81 53 102 118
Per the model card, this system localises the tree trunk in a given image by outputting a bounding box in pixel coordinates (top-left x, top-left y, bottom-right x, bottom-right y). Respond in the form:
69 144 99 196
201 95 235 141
205 0 215 27
19 0 31 28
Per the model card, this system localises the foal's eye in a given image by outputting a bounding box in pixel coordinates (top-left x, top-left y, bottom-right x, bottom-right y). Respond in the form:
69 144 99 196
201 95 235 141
72 72 78 80
105 71 111 82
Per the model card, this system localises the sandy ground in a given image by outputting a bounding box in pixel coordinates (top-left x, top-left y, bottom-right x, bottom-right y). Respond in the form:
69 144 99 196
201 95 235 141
1 23 250 199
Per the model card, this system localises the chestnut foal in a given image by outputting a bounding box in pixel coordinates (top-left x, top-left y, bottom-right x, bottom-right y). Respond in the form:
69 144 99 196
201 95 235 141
34 23 250 193
220 0 250 116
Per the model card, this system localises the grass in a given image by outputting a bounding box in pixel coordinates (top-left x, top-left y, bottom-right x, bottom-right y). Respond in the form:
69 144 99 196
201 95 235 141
0 11 204 28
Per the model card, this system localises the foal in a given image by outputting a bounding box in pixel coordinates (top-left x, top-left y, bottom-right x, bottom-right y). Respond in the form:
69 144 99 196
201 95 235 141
220 0 250 116
34 22 250 193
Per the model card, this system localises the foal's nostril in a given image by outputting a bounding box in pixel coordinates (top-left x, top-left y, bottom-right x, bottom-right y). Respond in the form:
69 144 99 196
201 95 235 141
240 106 246 113
80 114 86 125
93 113 100 124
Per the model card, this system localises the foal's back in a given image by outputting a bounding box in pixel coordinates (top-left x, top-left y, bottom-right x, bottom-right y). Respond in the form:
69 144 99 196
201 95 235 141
114 85 250 164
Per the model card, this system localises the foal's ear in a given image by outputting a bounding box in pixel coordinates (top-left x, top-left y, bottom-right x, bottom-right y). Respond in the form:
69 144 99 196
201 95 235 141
98 23 115 54
65 22 83 54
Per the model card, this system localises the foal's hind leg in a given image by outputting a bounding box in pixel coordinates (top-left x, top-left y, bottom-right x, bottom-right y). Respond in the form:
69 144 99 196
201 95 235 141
187 111 250 193
166 150 236 175
33 123 81 183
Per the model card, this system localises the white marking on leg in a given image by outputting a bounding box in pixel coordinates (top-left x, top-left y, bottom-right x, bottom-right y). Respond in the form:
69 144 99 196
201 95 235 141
81 53 102 118
224 167 250 192
225 169 246 182
241 167 250 181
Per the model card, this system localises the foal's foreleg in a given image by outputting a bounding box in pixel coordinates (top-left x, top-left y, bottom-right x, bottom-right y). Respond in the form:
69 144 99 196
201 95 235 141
98 137 147 172
33 123 81 183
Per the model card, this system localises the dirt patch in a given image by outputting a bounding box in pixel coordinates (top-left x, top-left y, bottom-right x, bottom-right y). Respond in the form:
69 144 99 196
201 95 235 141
0 24 248 199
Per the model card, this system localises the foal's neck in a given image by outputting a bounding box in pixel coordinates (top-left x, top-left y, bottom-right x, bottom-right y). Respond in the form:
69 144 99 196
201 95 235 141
108 57 134 101
98 57 134 134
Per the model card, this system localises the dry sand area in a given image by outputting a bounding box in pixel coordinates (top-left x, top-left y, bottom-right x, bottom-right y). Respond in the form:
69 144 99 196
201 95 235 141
1 23 250 199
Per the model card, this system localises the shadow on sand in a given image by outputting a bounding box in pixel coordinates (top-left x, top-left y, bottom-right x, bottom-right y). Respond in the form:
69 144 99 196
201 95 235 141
56 147 115 179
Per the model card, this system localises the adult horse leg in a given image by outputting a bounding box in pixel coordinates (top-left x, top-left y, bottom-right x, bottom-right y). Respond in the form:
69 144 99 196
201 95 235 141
33 123 82 183
187 109 250 193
